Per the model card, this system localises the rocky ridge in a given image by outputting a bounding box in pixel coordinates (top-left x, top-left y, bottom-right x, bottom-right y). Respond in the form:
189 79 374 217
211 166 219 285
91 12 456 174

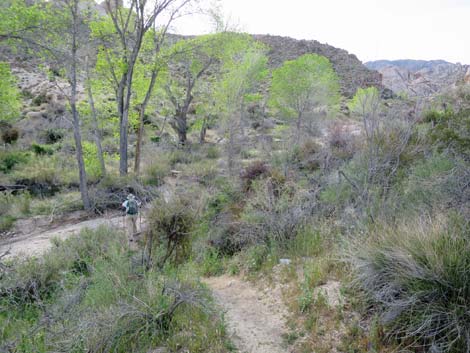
366 59 470 97
254 34 386 98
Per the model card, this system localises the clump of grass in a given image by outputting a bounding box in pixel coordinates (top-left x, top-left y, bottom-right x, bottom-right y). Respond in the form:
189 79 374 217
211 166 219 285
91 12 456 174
348 214 470 352
142 154 171 186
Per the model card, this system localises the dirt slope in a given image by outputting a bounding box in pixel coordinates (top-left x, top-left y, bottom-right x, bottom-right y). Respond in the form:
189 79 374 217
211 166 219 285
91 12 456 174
204 275 289 353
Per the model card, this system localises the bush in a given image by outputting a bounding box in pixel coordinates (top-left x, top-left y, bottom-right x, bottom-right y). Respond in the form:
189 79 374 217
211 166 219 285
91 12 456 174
205 145 220 159
1 227 229 353
424 108 470 158
145 195 197 268
240 160 269 191
89 175 157 212
42 128 65 144
348 215 470 352
0 214 16 232
240 179 313 247
0 150 29 173
1 127 19 144
143 154 171 186
31 142 54 156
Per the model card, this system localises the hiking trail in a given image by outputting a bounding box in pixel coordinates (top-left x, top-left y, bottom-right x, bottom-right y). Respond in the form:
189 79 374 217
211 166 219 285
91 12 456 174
0 212 128 258
204 275 289 353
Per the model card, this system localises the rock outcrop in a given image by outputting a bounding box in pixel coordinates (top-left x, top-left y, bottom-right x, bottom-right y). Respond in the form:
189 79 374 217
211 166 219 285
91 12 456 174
366 59 470 97
254 35 386 98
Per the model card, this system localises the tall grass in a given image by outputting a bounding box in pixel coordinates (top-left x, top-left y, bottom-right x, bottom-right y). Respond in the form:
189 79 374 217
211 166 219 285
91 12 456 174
348 215 470 352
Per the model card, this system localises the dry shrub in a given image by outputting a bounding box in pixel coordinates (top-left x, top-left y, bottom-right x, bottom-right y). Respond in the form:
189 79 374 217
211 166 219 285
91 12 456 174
144 195 197 268
89 175 157 213
240 160 269 191
241 178 315 247
327 121 357 160
1 127 19 144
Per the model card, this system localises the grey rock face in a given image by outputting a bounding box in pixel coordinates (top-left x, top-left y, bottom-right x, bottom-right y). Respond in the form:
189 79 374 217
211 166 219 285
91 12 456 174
365 59 470 97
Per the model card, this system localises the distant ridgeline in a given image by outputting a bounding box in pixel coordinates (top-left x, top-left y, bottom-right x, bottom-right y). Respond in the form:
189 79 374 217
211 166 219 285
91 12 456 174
365 59 470 97
252 35 388 98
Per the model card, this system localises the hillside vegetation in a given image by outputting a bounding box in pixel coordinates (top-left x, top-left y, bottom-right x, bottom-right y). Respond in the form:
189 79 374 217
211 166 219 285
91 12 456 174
1 1 470 352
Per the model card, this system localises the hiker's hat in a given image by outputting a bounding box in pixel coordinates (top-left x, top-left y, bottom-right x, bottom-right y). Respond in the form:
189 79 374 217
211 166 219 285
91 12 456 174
127 193 135 200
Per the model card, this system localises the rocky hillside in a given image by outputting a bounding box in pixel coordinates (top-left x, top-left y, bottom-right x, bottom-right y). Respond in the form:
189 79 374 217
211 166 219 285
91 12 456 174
365 59 470 97
254 35 387 98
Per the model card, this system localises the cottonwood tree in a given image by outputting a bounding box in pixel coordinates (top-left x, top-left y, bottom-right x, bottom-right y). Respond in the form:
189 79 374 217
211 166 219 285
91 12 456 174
92 0 195 176
53 0 94 209
163 35 222 146
1 0 95 209
133 27 173 174
269 53 340 139
214 36 268 174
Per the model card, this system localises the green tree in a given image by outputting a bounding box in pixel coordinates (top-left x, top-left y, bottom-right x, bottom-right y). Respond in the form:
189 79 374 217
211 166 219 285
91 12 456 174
91 0 195 176
214 36 268 174
269 53 340 137
0 62 20 122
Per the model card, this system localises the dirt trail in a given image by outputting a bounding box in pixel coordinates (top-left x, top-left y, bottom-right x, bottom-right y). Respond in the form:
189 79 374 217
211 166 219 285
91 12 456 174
0 213 129 259
204 275 289 353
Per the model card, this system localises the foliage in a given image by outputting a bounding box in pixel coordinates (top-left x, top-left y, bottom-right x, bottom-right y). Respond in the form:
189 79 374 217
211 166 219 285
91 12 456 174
82 140 103 181
31 142 54 156
240 160 270 191
0 62 21 121
142 154 171 186
348 87 381 119
1 127 19 144
269 54 340 131
145 195 197 268
1 226 229 352
348 216 470 352
0 150 29 173
424 108 470 158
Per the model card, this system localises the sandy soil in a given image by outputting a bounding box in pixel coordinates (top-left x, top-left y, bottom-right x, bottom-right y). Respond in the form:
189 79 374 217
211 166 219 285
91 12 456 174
0 213 137 259
204 275 289 353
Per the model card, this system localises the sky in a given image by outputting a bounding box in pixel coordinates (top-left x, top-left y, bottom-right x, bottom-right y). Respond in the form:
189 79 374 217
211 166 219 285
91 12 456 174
173 0 470 64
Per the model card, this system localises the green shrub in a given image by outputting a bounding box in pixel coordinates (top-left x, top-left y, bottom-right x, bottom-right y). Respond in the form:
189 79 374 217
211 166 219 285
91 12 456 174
1 226 229 353
12 155 58 185
0 150 29 173
82 141 103 181
0 214 16 232
205 145 220 159
348 215 470 352
32 92 48 106
42 128 65 144
31 143 54 156
424 108 470 158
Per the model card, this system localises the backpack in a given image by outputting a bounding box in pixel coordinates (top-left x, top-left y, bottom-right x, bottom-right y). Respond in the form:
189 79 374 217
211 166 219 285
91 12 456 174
127 199 138 215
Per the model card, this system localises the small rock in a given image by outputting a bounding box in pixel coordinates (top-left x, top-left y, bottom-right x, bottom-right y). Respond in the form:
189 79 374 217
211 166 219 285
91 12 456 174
279 258 291 265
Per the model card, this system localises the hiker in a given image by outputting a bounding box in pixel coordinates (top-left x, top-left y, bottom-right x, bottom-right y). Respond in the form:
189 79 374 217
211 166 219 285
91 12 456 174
122 193 141 242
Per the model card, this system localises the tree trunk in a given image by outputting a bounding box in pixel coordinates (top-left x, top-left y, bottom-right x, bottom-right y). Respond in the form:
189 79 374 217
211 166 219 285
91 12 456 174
135 67 158 175
70 0 91 210
199 117 207 144
296 111 302 141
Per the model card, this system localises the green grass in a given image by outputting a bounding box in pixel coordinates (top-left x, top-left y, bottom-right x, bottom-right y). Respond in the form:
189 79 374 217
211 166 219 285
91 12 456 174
0 226 231 353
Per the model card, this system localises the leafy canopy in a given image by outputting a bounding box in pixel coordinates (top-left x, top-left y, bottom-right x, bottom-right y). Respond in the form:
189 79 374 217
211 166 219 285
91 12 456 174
0 62 21 121
269 53 340 120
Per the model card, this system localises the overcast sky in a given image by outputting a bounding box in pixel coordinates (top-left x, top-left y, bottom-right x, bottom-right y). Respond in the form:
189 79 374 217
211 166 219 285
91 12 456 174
174 0 470 64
